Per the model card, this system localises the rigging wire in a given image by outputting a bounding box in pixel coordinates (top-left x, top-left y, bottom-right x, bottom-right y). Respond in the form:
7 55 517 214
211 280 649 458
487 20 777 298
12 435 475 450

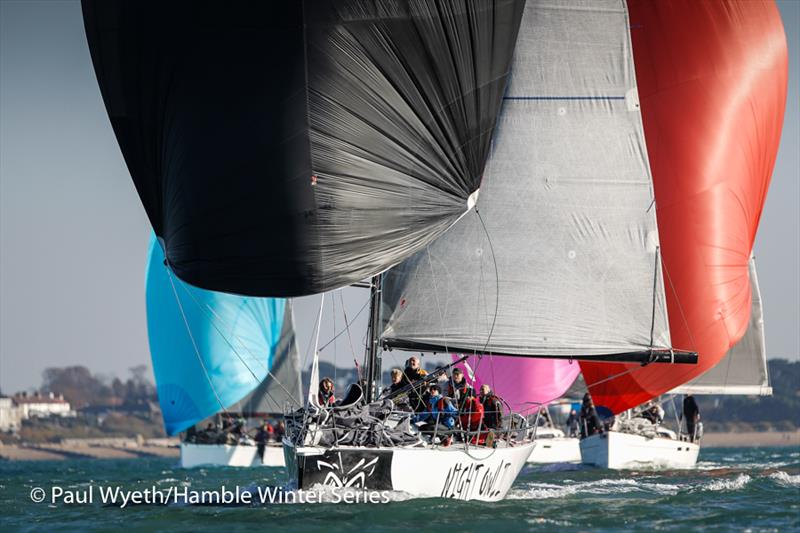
172 272 302 409
469 208 501 391
339 290 363 381
317 294 371 352
426 246 450 355
660 254 697 353
475 208 500 357
164 267 228 416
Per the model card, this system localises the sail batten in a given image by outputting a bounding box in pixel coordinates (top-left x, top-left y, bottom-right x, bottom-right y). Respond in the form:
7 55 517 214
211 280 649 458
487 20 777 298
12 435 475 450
380 0 673 358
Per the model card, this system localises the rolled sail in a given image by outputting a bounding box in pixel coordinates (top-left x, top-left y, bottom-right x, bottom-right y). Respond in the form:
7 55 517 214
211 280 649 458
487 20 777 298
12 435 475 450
82 0 525 297
581 0 787 412
381 0 673 359
145 238 301 435
671 258 771 396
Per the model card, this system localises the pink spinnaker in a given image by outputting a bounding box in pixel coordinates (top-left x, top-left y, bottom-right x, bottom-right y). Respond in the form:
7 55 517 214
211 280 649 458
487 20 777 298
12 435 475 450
453 355 580 414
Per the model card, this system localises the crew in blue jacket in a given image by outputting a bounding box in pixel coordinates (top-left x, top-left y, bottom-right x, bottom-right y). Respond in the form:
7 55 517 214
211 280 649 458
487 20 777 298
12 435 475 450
416 384 458 441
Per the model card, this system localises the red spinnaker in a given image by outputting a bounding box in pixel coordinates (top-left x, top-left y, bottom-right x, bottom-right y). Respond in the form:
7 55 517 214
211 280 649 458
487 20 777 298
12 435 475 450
580 0 787 413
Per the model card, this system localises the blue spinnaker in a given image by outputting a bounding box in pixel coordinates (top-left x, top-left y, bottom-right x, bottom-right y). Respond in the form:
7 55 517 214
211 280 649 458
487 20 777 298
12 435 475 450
145 237 286 435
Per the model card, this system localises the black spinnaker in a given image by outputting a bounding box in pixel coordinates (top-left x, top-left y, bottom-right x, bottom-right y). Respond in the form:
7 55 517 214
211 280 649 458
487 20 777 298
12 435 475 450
82 0 525 297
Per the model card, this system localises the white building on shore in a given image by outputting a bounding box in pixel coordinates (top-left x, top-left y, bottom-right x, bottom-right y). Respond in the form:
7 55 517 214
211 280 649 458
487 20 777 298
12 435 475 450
12 392 74 419
0 397 22 431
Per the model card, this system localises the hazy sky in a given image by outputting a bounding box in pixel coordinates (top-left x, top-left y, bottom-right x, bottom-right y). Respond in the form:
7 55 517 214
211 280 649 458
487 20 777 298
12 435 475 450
1 1 798 393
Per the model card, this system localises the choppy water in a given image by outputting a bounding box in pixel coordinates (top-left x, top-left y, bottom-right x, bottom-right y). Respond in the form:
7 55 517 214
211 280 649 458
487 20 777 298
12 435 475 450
2 446 798 532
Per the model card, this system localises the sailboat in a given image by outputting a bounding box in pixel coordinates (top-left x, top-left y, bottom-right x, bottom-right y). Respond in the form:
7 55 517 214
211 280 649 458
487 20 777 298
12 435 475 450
145 238 303 468
83 0 538 500
580 260 770 469
579 0 787 470
286 0 699 499
452 356 582 464
83 0 705 499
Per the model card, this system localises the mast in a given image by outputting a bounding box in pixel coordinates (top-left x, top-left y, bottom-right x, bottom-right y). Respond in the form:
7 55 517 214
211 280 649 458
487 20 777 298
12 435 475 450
364 275 382 403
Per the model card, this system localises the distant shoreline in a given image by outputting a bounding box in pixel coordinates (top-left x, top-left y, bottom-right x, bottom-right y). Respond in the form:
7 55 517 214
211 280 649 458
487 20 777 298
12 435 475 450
700 430 800 448
1 432 798 462
0 437 179 462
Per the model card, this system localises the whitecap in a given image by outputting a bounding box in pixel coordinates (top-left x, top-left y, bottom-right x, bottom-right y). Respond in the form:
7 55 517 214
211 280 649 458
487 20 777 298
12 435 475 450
508 477 681 499
700 474 751 492
768 471 800 487
507 483 577 500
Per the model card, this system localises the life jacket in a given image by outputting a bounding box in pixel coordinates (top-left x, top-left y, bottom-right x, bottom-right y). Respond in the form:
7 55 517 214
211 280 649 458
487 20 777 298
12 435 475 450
318 389 335 406
481 394 502 428
428 395 457 428
459 396 484 431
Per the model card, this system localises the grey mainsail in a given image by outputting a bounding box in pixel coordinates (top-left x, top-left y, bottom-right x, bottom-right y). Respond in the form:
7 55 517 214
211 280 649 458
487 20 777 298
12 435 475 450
672 258 771 396
381 0 673 358
236 302 304 415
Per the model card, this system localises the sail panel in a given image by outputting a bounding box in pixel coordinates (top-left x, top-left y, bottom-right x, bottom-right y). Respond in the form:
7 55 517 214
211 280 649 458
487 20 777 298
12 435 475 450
581 0 787 412
381 0 672 357
236 302 304 414
672 259 771 396
145 238 295 435
454 355 580 413
82 0 525 297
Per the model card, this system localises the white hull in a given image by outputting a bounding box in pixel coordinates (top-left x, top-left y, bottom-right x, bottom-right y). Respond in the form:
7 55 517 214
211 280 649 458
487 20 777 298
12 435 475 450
180 442 285 468
527 437 581 464
284 438 534 501
580 431 699 470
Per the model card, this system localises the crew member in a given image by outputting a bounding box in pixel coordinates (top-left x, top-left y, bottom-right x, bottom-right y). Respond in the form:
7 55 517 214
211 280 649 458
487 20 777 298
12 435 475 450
417 385 457 445
579 393 602 438
403 356 429 412
318 377 336 406
565 409 579 437
682 394 700 442
447 368 474 410
254 420 271 462
387 368 405 395
537 406 554 427
479 384 503 429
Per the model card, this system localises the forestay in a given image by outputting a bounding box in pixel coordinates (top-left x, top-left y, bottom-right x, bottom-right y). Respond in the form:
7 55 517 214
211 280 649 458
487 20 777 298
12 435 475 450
381 0 672 358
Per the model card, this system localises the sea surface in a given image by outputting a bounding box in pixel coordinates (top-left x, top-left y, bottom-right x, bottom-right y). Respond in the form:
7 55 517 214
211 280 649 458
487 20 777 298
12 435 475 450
2 446 798 532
